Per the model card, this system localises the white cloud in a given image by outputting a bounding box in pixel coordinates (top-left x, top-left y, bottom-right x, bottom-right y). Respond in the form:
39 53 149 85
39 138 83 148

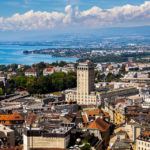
63 5 73 24
1 1 150 31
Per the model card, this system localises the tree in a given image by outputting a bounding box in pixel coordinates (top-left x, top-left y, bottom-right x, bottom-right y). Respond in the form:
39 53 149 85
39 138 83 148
33 62 47 70
7 63 18 71
12 76 27 89
8 70 77 95
0 65 6 71
59 61 67 67
7 79 15 93
7 88 12 95
81 144 90 150
106 73 115 82
0 88 3 95
26 77 38 94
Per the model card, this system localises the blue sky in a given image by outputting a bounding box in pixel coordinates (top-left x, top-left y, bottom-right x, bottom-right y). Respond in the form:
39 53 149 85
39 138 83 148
0 0 150 40
0 0 147 17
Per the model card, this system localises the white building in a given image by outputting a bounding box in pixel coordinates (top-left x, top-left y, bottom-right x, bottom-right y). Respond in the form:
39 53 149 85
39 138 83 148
136 130 150 150
43 68 55 76
25 68 39 77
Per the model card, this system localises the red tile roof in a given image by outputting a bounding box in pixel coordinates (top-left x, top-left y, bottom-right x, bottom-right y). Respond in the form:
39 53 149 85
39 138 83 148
0 112 23 121
25 68 39 72
86 109 103 117
0 112 24 126
141 130 150 137
115 100 126 105
103 112 110 118
44 68 54 71
87 117 110 132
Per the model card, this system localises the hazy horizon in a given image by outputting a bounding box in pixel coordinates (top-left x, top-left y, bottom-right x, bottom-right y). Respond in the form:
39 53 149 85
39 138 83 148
0 0 150 41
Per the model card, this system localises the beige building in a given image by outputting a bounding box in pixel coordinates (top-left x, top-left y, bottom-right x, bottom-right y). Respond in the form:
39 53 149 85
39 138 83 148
66 61 101 105
23 123 75 150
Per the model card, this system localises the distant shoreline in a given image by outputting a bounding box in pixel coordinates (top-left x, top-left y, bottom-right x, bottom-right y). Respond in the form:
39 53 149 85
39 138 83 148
23 48 93 58
0 45 78 65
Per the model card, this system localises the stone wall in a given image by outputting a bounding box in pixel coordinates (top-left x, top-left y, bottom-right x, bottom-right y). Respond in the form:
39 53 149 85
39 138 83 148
23 134 70 150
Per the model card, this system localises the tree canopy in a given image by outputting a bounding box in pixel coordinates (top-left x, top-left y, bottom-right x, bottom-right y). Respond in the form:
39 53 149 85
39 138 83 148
8 71 77 94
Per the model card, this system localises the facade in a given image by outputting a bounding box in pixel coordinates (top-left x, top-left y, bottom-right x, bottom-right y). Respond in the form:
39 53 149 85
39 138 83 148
0 124 15 148
114 101 126 125
103 98 136 124
136 130 150 150
66 61 101 105
23 123 75 150
103 102 115 123
25 68 39 77
61 64 76 73
43 67 62 76
114 99 132 125
100 87 139 100
43 68 55 76
121 71 150 83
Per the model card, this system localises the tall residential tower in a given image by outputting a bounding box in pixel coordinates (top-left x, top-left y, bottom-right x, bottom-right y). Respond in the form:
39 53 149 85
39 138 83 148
66 61 101 105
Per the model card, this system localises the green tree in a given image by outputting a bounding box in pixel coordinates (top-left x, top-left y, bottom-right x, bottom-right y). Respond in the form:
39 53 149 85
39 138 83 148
0 65 6 71
0 88 3 95
106 73 115 82
33 62 47 70
59 61 67 67
26 77 38 94
7 79 15 93
7 63 18 71
7 70 77 95
12 76 28 89
7 88 12 95
81 144 90 150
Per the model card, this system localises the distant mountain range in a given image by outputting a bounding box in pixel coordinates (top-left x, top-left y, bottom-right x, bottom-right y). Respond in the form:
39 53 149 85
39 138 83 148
1 25 150 43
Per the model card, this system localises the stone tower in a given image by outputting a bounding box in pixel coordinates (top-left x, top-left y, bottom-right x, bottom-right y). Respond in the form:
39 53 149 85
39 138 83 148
77 61 95 104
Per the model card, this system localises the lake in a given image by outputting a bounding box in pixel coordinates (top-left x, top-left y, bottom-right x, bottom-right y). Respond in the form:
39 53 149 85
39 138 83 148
0 45 78 65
